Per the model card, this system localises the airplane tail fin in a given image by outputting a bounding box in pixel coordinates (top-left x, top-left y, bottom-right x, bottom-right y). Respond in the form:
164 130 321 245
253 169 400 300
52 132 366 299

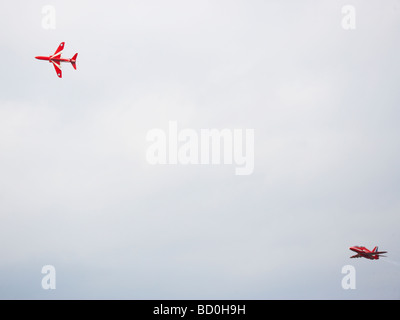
373 246 378 253
71 53 78 70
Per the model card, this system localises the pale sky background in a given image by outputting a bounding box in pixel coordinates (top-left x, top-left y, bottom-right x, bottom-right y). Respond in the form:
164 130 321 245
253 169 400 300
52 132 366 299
0 0 400 299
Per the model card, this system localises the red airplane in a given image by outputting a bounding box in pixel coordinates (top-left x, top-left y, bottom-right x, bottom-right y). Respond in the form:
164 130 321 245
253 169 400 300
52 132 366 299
349 246 387 260
35 42 78 78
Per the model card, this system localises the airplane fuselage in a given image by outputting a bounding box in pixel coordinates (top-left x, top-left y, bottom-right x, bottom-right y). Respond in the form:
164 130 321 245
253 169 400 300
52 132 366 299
35 56 72 63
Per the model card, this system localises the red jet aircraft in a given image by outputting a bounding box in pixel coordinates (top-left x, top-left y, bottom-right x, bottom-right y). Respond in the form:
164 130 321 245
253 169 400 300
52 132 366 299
349 246 387 260
35 42 78 78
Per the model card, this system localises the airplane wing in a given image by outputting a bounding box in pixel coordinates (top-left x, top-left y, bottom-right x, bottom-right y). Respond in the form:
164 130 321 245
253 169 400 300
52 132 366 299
350 254 362 258
363 251 387 255
50 42 65 59
51 60 62 78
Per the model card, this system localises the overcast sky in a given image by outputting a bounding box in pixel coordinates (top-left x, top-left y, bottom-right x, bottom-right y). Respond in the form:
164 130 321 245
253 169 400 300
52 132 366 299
0 0 400 299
